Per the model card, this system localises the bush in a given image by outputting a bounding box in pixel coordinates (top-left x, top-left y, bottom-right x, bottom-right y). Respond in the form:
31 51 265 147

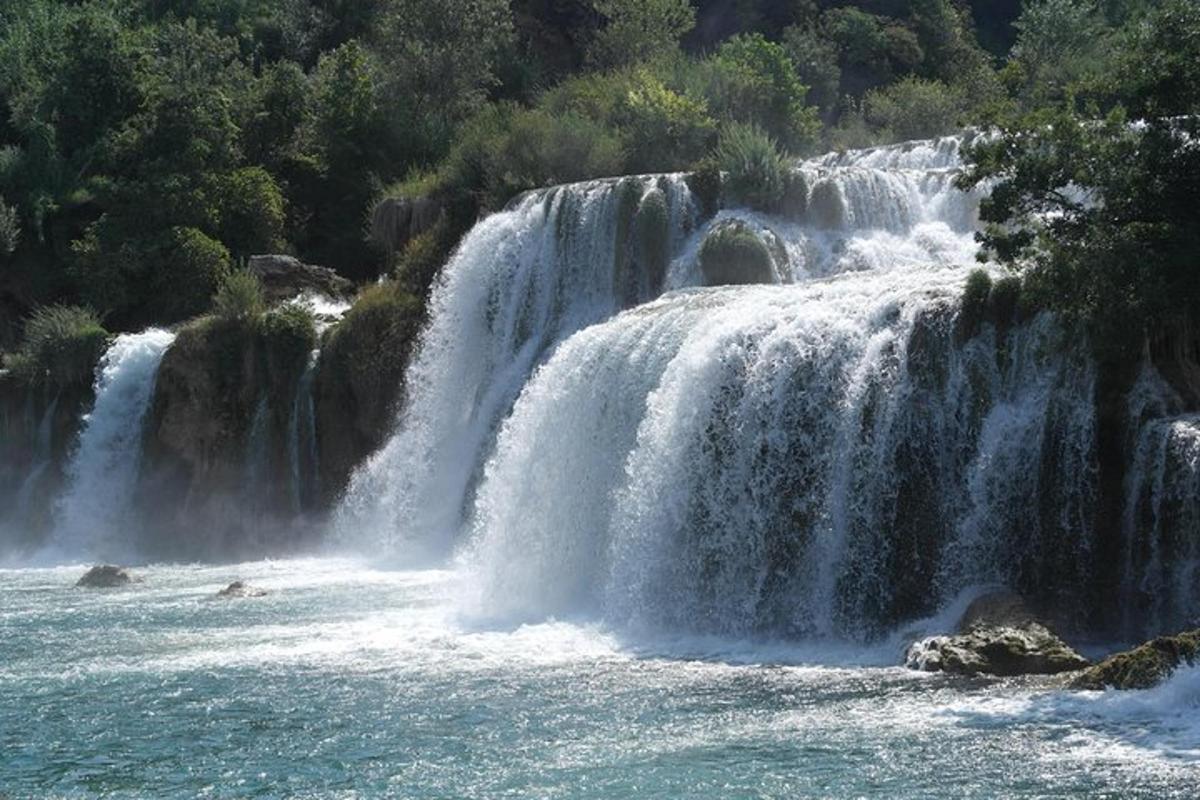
212 270 265 325
698 221 775 286
0 196 18 257
215 166 287 258
988 275 1023 327
864 78 967 142
716 123 787 213
685 158 722 218
445 105 625 209
958 269 993 339
6 305 110 388
257 304 317 401
153 227 232 323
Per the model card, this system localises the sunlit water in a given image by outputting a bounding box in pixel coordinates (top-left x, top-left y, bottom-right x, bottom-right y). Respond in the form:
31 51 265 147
3 559 1199 798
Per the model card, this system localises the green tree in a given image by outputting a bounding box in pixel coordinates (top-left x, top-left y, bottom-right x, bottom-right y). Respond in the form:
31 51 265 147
587 0 696 69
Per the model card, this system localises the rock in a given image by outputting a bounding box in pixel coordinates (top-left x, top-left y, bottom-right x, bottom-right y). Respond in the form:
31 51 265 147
247 255 353 305
370 196 445 254
905 592 1089 677
697 220 778 286
77 565 135 588
1071 629 1200 690
215 580 268 598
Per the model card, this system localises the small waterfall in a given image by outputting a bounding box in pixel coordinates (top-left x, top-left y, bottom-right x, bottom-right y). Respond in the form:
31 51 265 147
1122 414 1200 633
287 350 320 514
15 392 60 520
243 395 272 517
49 329 175 561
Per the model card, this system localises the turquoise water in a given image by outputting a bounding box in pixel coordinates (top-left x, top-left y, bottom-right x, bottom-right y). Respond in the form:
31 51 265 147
3 559 1199 798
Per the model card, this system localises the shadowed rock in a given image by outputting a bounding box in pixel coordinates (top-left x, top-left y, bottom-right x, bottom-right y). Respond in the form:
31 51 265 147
215 580 268 598
1072 630 1200 690
248 255 353 305
76 565 135 588
906 592 1089 677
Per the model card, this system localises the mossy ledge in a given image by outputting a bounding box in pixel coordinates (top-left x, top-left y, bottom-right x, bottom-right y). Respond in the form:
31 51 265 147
1072 630 1200 690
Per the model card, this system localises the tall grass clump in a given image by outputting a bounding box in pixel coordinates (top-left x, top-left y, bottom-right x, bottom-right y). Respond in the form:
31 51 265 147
715 122 787 213
212 271 266 326
5 305 110 388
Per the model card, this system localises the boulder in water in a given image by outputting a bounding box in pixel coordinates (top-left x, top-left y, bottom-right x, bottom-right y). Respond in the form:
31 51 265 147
1071 630 1200 690
906 592 1089 677
76 565 135 588
698 220 777 286
215 580 268 598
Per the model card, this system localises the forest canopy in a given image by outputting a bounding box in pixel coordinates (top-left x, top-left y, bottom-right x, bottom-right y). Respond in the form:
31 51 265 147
0 1 1195 356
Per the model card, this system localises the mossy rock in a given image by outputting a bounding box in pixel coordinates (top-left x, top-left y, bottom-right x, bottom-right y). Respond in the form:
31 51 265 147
635 188 670 292
698 221 776 287
1072 630 1200 690
685 160 722 219
808 178 846 229
778 171 809 221
315 282 423 500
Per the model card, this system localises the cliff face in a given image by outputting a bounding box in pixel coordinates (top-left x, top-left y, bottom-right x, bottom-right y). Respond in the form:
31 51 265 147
0 374 92 550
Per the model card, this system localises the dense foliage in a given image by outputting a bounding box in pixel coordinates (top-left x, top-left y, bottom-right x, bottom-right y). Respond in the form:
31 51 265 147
959 0 1200 356
2 0 1193 364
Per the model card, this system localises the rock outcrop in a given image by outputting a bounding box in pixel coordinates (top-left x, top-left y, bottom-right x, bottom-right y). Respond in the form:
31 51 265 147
248 255 353 305
906 592 1090 677
215 580 268 598
1072 629 1200 690
697 220 781 286
77 565 135 588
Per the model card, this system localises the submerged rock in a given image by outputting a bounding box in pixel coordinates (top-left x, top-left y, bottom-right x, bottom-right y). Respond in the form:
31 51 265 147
1072 630 1200 690
215 580 268 598
76 565 135 588
906 592 1089 677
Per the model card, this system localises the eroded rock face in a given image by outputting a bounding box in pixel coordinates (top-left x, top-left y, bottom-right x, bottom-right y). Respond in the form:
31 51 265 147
248 255 353 305
1072 630 1200 690
215 580 268 598
77 565 135 588
906 592 1089 677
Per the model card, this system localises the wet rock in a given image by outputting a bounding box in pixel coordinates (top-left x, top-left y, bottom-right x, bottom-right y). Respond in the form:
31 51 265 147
698 220 777 286
906 592 1089 677
215 580 268 598
77 565 135 588
1072 629 1200 690
247 255 353 305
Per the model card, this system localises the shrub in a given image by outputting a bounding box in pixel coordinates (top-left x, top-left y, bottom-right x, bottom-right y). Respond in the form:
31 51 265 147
685 158 722 218
703 34 820 153
958 269 993 339
0 196 18 257
257 304 317 401
988 275 1023 328
716 123 787 213
153 227 232 323
445 105 625 209
634 188 670 289
6 305 110 388
215 166 287 258
863 78 967 142
698 221 775 286
212 270 265 325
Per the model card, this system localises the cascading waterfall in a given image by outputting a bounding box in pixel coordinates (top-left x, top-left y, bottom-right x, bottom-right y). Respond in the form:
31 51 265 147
335 175 696 557
48 329 175 561
336 133 1194 640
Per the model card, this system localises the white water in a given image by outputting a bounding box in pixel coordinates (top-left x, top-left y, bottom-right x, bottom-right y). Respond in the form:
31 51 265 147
333 134 1197 638
46 329 175 562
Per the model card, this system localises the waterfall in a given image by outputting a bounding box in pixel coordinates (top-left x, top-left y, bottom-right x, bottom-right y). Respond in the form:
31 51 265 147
334 133 1195 639
49 329 175 561
335 175 697 558
288 350 321 514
